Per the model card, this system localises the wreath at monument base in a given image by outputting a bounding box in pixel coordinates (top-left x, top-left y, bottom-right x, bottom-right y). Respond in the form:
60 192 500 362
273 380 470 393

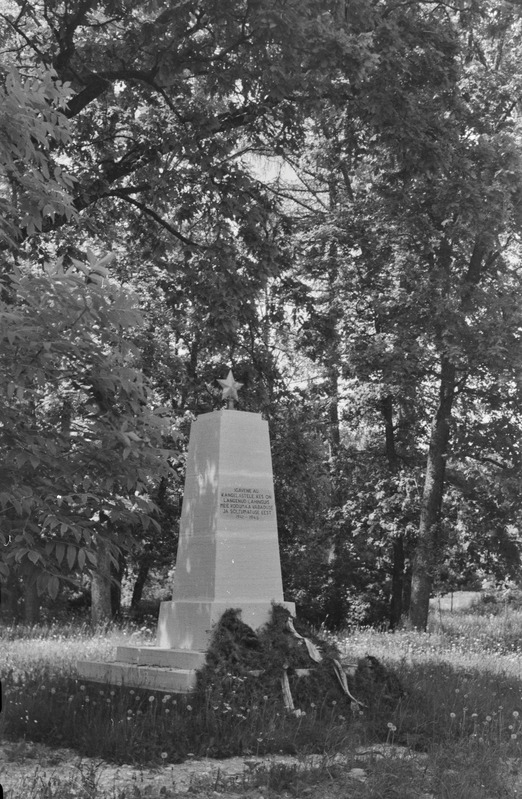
195 604 403 719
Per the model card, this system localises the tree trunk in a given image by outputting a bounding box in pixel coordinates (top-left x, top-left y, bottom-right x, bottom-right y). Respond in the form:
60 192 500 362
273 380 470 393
130 557 152 608
326 363 341 461
23 573 40 624
380 394 405 629
2 571 22 620
402 564 412 617
110 551 125 617
91 539 112 626
380 394 398 468
408 357 456 629
389 535 405 629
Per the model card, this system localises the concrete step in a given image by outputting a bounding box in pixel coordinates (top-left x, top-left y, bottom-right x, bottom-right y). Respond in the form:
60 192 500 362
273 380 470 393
116 646 206 671
76 659 197 693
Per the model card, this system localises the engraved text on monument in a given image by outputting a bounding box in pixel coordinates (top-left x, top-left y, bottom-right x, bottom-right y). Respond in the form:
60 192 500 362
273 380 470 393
219 487 275 521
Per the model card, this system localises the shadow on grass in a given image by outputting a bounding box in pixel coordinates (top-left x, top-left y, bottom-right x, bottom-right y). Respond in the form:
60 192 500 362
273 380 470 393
3 607 522 772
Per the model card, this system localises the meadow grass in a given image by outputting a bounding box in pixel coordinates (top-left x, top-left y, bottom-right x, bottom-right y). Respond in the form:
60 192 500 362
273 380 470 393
2 597 522 797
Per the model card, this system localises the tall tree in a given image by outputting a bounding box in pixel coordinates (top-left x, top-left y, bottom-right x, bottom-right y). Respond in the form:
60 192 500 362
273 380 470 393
0 253 175 600
0 0 369 250
265 0 522 628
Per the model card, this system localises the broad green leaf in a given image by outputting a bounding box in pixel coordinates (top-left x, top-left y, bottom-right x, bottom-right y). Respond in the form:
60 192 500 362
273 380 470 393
48 575 60 600
67 545 76 570
77 548 86 570
55 543 65 565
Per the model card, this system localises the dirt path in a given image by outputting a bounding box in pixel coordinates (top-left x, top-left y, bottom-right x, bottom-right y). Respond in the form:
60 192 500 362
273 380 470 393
0 738 400 798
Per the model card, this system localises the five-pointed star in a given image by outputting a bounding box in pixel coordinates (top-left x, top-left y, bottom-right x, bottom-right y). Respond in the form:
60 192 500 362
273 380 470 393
218 369 243 404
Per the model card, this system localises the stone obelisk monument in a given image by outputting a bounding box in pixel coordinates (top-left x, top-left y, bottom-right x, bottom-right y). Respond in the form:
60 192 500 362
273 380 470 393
77 371 294 692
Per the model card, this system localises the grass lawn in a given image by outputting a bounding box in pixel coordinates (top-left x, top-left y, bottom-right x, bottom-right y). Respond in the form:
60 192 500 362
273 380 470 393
2 595 522 797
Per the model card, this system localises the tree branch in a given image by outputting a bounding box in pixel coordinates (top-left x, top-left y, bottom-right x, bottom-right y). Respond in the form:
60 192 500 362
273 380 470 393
105 192 203 248
53 0 97 72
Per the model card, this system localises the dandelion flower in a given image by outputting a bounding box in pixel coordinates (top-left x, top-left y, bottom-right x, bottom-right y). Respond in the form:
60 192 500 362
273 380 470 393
485 716 492 722
512 734 518 740
387 723 397 731
149 696 155 702
186 704 192 711
514 711 520 718
161 752 168 759
450 713 456 719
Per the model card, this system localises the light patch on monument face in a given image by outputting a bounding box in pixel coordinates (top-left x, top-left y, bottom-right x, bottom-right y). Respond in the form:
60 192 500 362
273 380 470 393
197 463 217 493
218 486 275 522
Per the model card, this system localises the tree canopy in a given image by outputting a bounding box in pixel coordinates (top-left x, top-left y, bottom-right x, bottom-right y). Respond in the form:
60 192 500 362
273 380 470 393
2 0 522 629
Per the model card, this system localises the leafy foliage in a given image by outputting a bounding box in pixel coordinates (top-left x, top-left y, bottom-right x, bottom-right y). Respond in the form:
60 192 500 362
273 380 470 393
0 66 76 247
268 0 522 627
0 254 175 595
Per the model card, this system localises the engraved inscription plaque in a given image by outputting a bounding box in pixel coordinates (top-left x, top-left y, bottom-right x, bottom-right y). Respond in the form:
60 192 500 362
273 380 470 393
219 486 275 521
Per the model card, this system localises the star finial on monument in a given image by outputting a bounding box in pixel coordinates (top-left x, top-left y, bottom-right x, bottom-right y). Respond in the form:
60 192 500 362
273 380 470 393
218 369 243 409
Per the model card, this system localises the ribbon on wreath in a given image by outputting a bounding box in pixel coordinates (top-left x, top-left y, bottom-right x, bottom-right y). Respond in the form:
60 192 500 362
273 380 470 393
284 616 365 709
286 617 323 662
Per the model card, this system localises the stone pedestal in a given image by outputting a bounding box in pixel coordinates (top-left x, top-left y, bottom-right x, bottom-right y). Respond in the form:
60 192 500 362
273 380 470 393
77 409 294 692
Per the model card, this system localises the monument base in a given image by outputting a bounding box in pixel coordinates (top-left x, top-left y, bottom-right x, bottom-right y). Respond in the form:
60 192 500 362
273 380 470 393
76 657 199 693
76 601 295 693
156 599 296 650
